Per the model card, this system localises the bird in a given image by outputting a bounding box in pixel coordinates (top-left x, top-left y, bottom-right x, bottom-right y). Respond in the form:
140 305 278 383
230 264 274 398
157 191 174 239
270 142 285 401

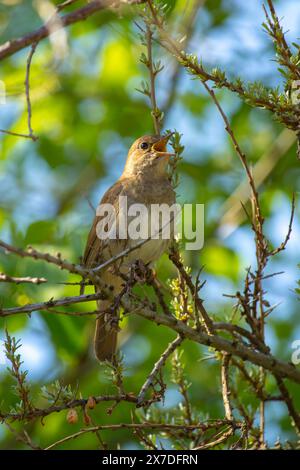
83 133 176 362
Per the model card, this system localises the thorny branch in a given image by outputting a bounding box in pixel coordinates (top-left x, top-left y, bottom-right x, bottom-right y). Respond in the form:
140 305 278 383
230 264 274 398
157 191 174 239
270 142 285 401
145 25 161 135
0 273 47 284
1 0 300 451
44 420 240 450
145 0 300 131
137 334 183 405
221 354 233 421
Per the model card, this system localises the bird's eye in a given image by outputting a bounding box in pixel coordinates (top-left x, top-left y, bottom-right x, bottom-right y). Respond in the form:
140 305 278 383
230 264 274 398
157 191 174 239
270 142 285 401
140 142 149 150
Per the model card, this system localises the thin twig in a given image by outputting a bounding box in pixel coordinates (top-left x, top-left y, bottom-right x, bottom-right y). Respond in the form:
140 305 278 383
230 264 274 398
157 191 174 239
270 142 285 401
0 239 101 285
0 273 47 284
25 43 38 140
221 354 233 421
137 335 183 406
0 293 106 317
44 420 236 450
0 43 38 141
275 376 300 433
267 193 295 256
146 24 160 134
0 1 145 62
193 426 235 450
169 245 214 334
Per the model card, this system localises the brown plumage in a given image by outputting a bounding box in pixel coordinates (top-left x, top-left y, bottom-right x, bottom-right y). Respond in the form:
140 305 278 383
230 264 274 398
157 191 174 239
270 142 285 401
83 134 176 362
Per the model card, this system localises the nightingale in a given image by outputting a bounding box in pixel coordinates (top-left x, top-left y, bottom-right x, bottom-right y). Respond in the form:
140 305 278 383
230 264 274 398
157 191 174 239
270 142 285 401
83 134 176 362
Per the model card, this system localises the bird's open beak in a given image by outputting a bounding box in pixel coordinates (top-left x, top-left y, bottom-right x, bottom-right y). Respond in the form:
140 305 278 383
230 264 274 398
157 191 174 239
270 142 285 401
152 133 175 158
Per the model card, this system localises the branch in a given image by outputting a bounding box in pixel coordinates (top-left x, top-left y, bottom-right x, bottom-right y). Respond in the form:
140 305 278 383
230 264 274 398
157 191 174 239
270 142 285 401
275 376 300 433
44 419 236 450
0 129 37 140
0 239 101 284
214 322 270 354
221 354 233 421
56 0 80 12
0 43 38 141
4 331 32 416
263 0 300 81
145 24 161 134
0 273 47 284
3 234 298 385
0 1 145 62
24 43 38 140
169 246 214 334
146 0 299 130
193 426 235 450
267 193 295 256
1 393 159 423
0 293 106 317
123 296 300 384
137 334 183 406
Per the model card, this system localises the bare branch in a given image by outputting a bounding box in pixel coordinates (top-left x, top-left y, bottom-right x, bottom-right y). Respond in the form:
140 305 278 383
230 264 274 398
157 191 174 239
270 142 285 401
169 245 214 334
193 426 235 450
221 354 233 421
0 239 101 284
44 420 236 450
0 1 145 62
24 43 38 141
56 0 80 12
137 334 183 406
0 293 106 317
0 273 47 284
267 193 295 256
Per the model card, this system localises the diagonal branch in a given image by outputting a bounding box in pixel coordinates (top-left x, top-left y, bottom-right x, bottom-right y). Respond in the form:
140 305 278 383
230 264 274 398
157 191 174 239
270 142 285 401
146 0 299 131
0 0 145 62
123 296 300 385
137 334 183 406
0 273 47 284
0 293 106 317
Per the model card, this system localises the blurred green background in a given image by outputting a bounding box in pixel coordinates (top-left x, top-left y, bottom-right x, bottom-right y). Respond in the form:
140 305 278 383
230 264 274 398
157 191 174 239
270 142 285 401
0 0 300 449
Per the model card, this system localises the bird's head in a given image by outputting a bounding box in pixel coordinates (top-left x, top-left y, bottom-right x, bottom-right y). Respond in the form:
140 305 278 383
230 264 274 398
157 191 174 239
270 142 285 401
122 133 175 177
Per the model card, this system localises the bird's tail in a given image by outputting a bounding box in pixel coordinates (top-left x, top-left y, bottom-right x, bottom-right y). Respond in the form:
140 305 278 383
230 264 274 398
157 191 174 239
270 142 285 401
94 273 122 363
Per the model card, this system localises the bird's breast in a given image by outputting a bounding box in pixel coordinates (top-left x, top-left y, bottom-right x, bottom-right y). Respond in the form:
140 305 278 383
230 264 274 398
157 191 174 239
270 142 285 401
99 178 176 269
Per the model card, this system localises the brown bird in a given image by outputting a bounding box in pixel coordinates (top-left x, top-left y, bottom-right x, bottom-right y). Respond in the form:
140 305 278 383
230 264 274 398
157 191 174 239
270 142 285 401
83 134 176 362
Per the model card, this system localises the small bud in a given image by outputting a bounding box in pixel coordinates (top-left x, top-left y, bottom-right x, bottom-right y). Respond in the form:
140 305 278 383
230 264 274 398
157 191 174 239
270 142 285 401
67 408 78 424
86 396 96 409
83 411 92 426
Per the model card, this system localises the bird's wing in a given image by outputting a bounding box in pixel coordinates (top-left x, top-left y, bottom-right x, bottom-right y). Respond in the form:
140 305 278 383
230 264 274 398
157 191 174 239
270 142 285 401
83 179 125 268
